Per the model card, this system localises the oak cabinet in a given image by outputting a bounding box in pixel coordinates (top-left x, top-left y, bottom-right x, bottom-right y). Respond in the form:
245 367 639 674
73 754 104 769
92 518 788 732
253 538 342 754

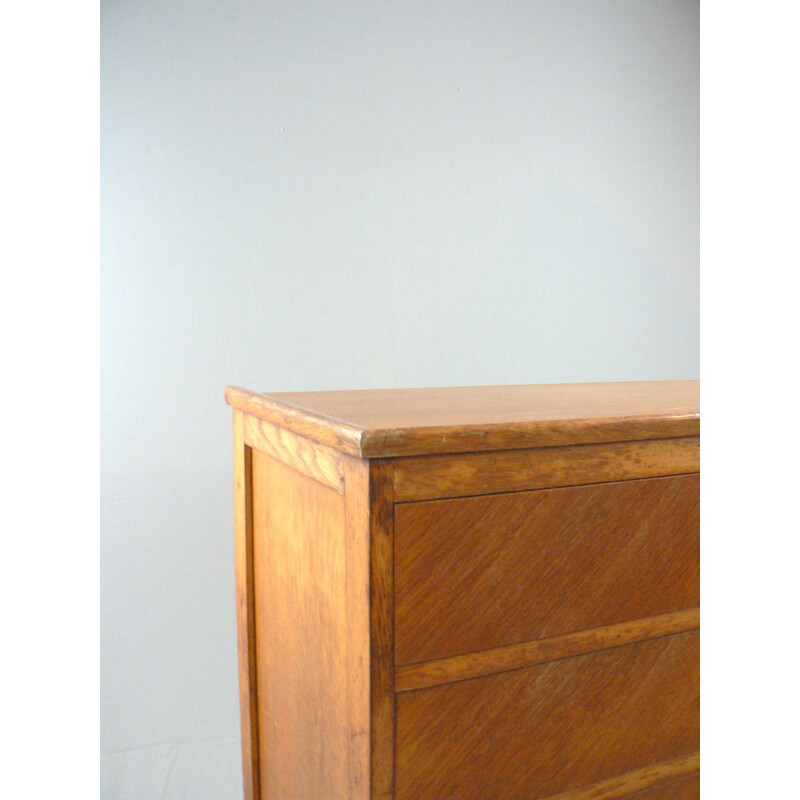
226 381 700 800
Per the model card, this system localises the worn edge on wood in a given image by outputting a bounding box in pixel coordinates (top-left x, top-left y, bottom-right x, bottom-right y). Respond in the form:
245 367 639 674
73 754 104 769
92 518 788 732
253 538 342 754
243 413 345 493
393 436 700 502
360 416 699 458
540 752 699 800
233 411 261 800
227 386 365 457
226 386 699 459
394 607 699 692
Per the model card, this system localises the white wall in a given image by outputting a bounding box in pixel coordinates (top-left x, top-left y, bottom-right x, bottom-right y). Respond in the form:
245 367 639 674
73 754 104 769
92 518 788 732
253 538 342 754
100 1 698 796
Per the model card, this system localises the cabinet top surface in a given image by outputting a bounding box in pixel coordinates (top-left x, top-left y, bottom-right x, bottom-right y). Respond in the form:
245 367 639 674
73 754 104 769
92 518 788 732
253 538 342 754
226 381 699 459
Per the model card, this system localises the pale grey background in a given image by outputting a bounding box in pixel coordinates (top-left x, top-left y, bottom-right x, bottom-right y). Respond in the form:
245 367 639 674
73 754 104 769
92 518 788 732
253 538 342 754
101 1 698 797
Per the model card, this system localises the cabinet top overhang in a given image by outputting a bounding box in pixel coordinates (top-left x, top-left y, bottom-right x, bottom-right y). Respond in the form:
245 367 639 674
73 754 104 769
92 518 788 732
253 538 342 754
225 381 699 459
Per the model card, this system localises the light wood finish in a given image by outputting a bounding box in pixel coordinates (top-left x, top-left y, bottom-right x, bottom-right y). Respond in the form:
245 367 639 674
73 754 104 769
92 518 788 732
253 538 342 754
395 631 699 800
226 382 700 800
342 457 396 800
243 413 344 492
395 607 699 692
613 774 699 800
226 385 364 456
341 457 370 800
251 450 351 799
233 411 259 800
395 474 699 663
544 755 699 800
394 435 699 501
236 440 396 800
226 381 699 458
368 461 395 800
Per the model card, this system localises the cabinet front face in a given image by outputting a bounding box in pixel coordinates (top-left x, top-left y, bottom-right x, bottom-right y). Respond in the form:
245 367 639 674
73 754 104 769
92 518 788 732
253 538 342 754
392 469 700 800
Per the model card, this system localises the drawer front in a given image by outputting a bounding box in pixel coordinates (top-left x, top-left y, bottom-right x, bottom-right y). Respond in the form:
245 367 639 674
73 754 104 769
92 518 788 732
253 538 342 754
395 630 699 800
395 474 699 665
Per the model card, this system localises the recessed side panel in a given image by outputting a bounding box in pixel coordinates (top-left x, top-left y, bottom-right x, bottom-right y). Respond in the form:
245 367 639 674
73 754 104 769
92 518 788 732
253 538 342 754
251 449 349 800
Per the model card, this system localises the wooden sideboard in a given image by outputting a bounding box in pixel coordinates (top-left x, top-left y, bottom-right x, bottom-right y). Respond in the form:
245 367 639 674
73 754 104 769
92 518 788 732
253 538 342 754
225 381 700 800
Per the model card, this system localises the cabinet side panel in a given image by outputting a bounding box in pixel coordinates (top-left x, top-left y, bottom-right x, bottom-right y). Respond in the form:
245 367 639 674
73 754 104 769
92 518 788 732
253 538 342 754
234 411 260 800
251 449 349 800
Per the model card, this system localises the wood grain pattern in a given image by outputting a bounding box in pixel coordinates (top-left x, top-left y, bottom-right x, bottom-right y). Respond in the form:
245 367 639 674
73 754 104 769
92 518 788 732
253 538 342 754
394 436 699 501
367 460 395 800
226 385 364 456
395 474 699 664
233 412 260 800
229 383 700 800
620 773 699 800
243 413 344 492
395 607 699 692
543 755 698 800
340 456 396 800
395 631 699 800
342 458 371 800
227 381 699 458
251 450 351 800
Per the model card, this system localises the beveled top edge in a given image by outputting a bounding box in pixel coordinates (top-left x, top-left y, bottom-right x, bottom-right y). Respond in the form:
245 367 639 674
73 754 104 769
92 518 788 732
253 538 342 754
225 381 699 458
225 386 366 457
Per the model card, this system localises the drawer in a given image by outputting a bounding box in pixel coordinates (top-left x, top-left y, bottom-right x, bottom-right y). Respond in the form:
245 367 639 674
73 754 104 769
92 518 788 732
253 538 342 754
395 630 699 800
395 474 699 664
